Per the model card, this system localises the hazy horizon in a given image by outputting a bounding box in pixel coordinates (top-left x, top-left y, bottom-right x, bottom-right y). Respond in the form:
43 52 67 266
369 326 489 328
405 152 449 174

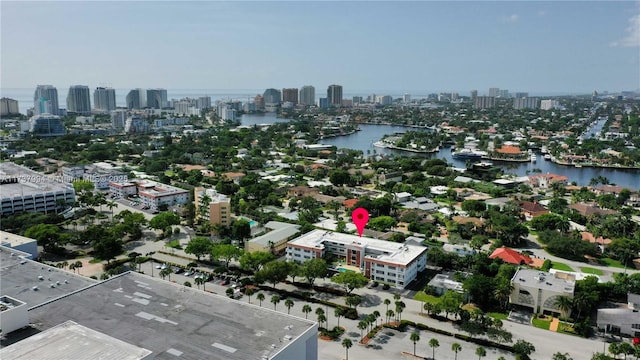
2 1 639 93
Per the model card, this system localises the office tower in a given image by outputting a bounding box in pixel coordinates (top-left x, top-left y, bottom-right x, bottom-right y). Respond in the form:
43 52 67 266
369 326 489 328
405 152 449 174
263 88 281 112
66 85 91 115
299 86 315 106
0 98 19 115
513 97 539 110
93 87 116 112
29 114 66 136
146 89 167 109
33 85 59 115
254 95 264 110
403 94 411 103
470 90 478 101
125 88 146 109
327 84 343 107
499 89 510 98
282 88 298 104
318 98 329 109
377 95 393 106
352 96 363 105
488 88 500 97
473 96 495 109
515 92 529 98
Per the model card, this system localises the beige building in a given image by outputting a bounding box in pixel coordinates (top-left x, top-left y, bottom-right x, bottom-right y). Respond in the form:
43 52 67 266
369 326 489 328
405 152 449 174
246 221 300 254
194 187 231 228
510 269 575 316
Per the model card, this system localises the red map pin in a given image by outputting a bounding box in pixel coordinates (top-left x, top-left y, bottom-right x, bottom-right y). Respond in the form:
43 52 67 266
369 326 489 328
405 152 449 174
351 207 369 237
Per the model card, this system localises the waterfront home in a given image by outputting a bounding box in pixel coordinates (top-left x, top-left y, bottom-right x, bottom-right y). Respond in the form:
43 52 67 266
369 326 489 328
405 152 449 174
568 202 619 217
593 185 636 196
494 145 526 160
528 173 569 190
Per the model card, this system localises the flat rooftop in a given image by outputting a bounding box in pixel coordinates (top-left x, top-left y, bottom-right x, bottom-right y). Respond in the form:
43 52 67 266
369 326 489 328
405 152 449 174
1 320 153 360
0 247 97 308
24 272 316 360
0 162 74 198
512 268 575 294
0 231 36 247
250 221 300 246
289 230 426 266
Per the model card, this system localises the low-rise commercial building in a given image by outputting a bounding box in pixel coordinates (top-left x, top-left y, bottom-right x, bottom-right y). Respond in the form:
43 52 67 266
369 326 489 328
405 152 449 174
510 269 575 316
286 230 427 288
109 180 189 211
0 231 38 259
246 221 300 254
0 162 76 216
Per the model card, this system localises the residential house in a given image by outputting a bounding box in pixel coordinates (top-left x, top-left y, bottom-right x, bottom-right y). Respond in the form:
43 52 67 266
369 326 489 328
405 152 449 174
510 268 575 316
490 247 532 266
518 201 549 219
597 293 640 337
569 202 618 217
529 174 569 190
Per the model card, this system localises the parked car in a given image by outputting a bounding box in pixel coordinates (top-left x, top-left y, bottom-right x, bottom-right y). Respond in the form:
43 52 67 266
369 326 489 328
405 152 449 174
173 267 184 274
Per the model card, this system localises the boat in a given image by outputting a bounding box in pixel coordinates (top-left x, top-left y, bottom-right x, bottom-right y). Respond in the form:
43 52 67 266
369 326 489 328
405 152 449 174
544 154 552 160
575 163 583 168
541 146 548 154
530 154 537 162
373 141 388 148
452 148 485 160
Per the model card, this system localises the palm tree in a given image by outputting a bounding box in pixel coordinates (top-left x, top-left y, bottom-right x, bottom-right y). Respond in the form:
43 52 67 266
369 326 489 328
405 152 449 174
357 320 367 341
245 288 254 303
372 310 381 327
384 298 391 313
342 338 353 360
256 293 265 307
555 296 573 319
284 299 294 314
194 276 205 290
552 352 573 360
429 338 440 360
475 346 487 360
386 309 395 324
270 295 281 311
159 267 171 280
317 313 327 329
60 261 69 270
513 340 535 360
395 301 406 322
410 332 420 356
69 262 77 273
106 200 117 219
335 307 343 327
302 304 312 319
73 261 83 275
451 343 462 360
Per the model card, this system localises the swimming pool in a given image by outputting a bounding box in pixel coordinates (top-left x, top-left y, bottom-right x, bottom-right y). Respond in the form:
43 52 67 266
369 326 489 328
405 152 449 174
337 267 355 273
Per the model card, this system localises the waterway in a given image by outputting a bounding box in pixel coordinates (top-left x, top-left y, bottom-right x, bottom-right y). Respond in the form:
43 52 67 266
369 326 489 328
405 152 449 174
241 113 640 190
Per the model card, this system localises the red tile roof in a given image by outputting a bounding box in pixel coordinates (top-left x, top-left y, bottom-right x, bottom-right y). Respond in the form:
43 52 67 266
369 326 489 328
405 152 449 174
489 247 532 265
342 199 358 209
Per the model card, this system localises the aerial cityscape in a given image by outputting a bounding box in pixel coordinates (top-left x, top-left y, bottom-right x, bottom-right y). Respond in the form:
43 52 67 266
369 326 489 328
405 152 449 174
1 1 640 360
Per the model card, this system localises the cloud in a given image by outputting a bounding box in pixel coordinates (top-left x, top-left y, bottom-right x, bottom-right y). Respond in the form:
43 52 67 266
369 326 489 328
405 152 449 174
611 12 640 47
501 14 519 23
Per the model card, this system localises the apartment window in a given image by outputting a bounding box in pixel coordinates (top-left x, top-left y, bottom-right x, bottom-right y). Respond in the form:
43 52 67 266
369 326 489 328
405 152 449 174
632 324 640 330
388 266 396 270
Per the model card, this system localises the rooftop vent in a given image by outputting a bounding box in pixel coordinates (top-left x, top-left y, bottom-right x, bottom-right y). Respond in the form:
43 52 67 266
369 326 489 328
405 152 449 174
32 286 38 291
38 275 44 280
20 260 26 265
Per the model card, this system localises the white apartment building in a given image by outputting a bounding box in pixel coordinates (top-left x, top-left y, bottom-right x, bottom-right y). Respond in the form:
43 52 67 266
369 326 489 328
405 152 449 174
540 99 561 110
286 230 427 289
109 180 189 211
62 163 128 190
510 268 575 316
0 162 76 216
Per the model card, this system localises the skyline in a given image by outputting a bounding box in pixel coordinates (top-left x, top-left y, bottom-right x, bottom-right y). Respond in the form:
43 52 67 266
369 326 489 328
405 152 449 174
1 1 640 93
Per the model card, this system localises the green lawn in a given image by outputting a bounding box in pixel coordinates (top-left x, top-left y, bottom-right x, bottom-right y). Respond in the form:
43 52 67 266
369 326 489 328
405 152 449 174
413 291 441 304
551 262 574 272
488 312 508 320
532 317 551 330
599 258 626 269
580 267 604 275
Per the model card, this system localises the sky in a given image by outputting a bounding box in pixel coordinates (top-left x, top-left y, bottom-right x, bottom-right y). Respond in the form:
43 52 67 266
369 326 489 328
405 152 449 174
1 1 639 95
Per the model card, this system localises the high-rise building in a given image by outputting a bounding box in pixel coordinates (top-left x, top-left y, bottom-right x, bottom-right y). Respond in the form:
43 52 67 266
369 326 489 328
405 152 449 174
196 96 211 110
93 87 116 112
29 114 66 137
515 92 529 98
146 89 167 109
125 88 146 109
327 84 343 107
403 94 411 103
254 94 264 110
66 85 91 115
299 86 315 106
499 89 510 98
451 93 459 101
513 97 539 110
282 88 298 104
263 88 281 112
470 90 478 101
352 96 363 105
540 99 561 110
318 98 329 109
0 98 19 116
377 95 393 106
488 88 500 97
110 110 127 129
33 85 59 115
474 96 495 109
